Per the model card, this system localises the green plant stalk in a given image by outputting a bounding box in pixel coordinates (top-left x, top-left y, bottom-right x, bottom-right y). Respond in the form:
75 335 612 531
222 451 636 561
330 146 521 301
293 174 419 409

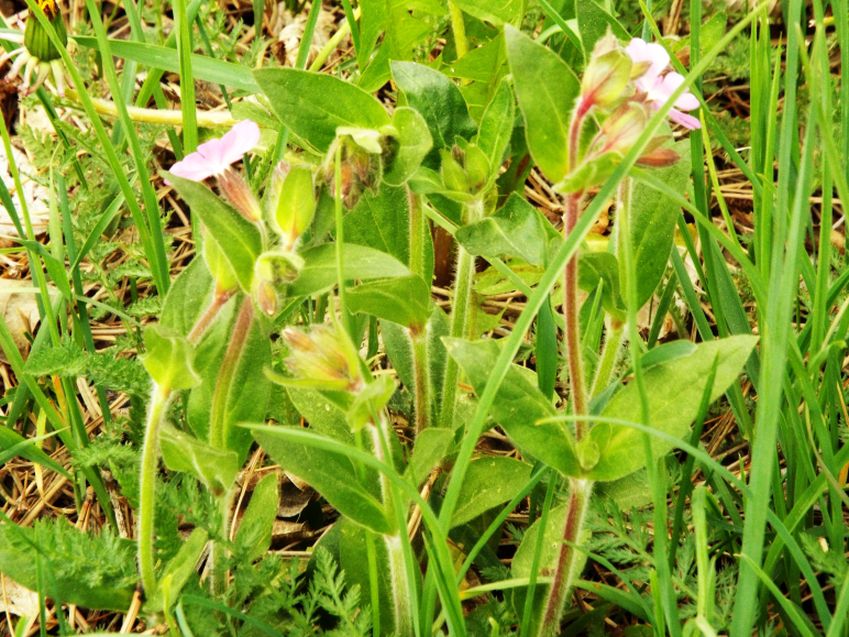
333 143 351 334
410 328 432 434
437 242 476 430
538 97 592 637
428 11 767 627
369 413 416 636
447 1 468 59
408 188 432 433
209 298 254 450
138 383 172 595
538 478 592 636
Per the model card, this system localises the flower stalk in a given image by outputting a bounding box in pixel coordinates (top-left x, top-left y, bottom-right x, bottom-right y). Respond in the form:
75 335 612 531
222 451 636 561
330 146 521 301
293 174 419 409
137 383 171 596
438 199 483 430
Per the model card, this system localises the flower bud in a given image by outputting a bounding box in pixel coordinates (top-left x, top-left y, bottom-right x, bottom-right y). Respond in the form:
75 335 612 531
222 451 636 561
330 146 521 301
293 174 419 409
271 164 316 249
217 169 263 223
282 324 363 392
580 35 633 112
600 103 648 155
24 0 66 63
636 146 680 167
251 250 304 316
440 141 491 196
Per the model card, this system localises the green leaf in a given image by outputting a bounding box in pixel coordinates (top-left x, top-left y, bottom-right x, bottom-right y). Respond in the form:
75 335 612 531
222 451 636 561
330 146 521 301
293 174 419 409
384 107 434 186
454 0 523 25
576 0 610 54
578 251 626 320
381 306 449 413
252 426 392 534
234 473 279 562
618 141 690 307
159 424 240 494
165 174 262 293
285 387 355 444
0 520 135 611
588 335 758 481
347 275 431 327
474 76 516 182
254 68 390 152
72 36 260 93
407 428 453 486
160 259 215 337
291 244 411 297
455 193 557 266
146 528 208 613
504 25 580 182
451 456 532 527
511 503 567 579
141 326 200 391
344 186 410 264
391 61 477 150
444 338 583 478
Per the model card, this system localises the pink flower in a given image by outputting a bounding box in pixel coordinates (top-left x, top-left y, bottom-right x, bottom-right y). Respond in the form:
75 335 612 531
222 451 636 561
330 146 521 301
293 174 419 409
625 38 701 130
169 119 261 181
624 38 669 91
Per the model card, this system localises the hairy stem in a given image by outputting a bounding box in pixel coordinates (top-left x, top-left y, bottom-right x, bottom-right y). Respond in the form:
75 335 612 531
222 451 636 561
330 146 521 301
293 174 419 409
438 243 476 430
538 478 593 636
209 298 254 449
410 326 432 433
408 188 433 434
369 415 415 636
539 100 594 635
137 383 171 596
187 289 234 344
562 193 588 439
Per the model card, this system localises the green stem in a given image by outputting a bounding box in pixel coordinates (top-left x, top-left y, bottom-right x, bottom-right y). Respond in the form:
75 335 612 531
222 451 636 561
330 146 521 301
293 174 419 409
210 486 236 595
333 142 350 334
447 1 468 59
209 299 253 449
537 478 593 637
407 188 428 282
368 415 416 636
562 194 588 439
438 242 477 430
138 383 172 596
539 99 593 637
410 327 432 434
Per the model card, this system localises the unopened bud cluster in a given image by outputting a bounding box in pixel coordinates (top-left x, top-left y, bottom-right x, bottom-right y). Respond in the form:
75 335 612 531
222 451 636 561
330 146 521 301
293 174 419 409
562 33 702 193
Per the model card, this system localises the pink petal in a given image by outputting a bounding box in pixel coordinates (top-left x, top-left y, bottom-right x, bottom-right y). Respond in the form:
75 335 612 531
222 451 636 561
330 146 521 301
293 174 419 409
625 38 669 82
219 120 261 165
668 109 701 129
169 152 218 182
674 92 700 111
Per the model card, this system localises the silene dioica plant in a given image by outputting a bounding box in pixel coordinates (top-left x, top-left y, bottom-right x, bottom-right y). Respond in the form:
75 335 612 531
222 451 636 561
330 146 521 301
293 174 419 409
1 4 760 636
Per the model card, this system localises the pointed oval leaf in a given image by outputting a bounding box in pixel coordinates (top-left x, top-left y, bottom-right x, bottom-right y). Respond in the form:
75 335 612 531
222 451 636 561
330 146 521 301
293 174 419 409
165 173 262 293
391 61 477 150
291 244 411 297
451 456 533 527
444 338 583 478
251 425 393 534
254 68 390 151
504 25 579 182
587 335 758 481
